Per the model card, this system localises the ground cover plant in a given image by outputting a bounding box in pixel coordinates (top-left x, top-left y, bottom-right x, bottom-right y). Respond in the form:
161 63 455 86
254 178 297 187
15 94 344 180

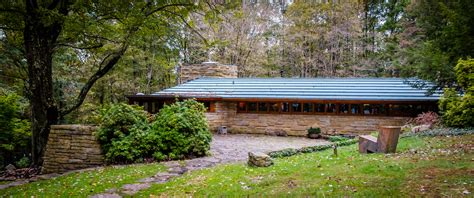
0 163 164 197
134 131 473 197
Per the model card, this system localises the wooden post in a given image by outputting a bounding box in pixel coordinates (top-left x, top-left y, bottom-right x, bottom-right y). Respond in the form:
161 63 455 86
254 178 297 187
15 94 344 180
377 126 401 153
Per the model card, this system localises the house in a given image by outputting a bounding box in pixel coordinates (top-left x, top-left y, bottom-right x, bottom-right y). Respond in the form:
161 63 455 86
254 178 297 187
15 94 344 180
127 62 440 136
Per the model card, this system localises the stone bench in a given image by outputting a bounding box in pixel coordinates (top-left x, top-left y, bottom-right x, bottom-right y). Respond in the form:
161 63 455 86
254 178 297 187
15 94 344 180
359 126 401 153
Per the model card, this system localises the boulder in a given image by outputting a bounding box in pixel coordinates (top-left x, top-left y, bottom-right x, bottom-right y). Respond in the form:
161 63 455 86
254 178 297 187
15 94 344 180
411 124 431 133
4 164 16 176
248 152 273 167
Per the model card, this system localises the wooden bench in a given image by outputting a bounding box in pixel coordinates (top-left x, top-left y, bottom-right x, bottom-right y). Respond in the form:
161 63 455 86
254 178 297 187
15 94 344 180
359 126 401 153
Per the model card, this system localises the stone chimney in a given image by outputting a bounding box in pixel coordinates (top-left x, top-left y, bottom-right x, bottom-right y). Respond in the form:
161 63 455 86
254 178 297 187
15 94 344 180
179 61 238 84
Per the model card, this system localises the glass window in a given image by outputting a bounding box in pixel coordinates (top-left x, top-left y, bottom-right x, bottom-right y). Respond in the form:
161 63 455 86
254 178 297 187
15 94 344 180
248 102 257 112
303 103 313 113
258 102 268 112
315 103 325 113
238 102 246 112
281 102 289 112
269 102 279 112
327 104 336 113
377 104 387 115
351 104 360 114
291 102 301 112
363 104 373 115
339 104 349 114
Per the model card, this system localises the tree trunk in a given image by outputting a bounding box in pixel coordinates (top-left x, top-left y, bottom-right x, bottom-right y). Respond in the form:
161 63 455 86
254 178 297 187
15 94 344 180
24 2 63 167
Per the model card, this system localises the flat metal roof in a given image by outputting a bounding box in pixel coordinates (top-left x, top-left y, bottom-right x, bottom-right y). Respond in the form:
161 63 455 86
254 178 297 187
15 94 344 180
148 78 440 101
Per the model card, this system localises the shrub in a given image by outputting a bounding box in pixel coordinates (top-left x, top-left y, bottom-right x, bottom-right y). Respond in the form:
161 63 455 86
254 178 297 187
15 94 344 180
0 90 31 168
149 99 212 160
267 139 358 158
96 99 211 164
438 58 474 128
307 127 321 135
328 136 349 142
15 156 30 168
413 111 439 126
96 103 153 163
402 127 474 138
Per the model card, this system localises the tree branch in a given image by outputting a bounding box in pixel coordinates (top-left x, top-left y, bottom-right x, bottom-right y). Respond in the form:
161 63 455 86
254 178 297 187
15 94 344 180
163 10 208 45
58 43 104 50
145 3 194 17
59 44 128 116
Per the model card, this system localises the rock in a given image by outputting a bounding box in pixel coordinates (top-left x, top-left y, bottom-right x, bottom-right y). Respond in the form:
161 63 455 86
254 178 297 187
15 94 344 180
265 129 288 137
5 164 16 172
248 152 273 167
411 124 431 133
275 130 288 137
5 164 16 175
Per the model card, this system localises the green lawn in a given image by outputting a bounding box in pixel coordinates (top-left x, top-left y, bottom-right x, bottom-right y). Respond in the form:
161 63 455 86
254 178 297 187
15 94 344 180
135 135 473 197
0 163 164 197
1 134 472 197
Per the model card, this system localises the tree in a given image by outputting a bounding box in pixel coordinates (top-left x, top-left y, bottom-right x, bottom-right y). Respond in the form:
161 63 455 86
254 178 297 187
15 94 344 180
396 0 474 90
0 0 211 166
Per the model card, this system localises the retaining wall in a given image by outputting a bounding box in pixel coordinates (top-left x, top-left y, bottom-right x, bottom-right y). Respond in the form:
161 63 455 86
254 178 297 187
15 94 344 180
42 125 104 174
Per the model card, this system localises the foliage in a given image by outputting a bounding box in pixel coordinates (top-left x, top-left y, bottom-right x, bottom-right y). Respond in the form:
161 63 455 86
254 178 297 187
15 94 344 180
150 99 212 160
398 1 474 89
0 0 219 166
96 99 211 163
268 139 357 158
14 156 30 169
134 134 473 196
328 136 349 143
0 163 165 197
455 58 474 93
96 103 152 163
307 127 321 135
402 127 473 138
438 58 474 128
413 111 439 126
0 90 31 168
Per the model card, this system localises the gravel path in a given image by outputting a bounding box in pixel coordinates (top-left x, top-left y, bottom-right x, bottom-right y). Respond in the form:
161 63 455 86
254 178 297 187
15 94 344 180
92 134 330 197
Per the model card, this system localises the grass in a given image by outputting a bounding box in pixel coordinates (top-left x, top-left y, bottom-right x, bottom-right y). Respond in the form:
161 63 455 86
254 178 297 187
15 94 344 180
0 163 165 197
1 133 472 197
0 181 10 185
135 134 474 197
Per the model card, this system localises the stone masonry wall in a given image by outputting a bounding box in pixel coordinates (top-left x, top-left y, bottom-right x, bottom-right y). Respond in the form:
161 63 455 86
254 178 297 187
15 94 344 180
205 102 237 132
207 101 408 136
42 125 104 174
180 62 238 83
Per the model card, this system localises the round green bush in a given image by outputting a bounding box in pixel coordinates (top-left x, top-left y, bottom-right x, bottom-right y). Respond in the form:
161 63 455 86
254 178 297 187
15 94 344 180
96 99 211 164
96 103 154 163
149 99 212 160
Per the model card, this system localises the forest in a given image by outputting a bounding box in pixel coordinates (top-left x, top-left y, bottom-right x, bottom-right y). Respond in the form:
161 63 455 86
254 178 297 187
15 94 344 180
0 0 473 169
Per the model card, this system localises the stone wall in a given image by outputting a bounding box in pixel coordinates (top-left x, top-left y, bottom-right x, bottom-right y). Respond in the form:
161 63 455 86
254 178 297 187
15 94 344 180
205 102 237 132
179 62 238 83
206 101 408 136
42 125 104 174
